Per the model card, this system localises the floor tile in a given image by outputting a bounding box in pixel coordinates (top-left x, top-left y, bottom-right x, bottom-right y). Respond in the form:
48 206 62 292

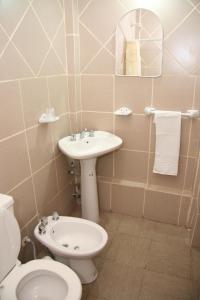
69 211 196 299
146 240 191 279
139 270 193 300
105 232 151 268
89 259 144 300
118 215 145 237
99 212 122 233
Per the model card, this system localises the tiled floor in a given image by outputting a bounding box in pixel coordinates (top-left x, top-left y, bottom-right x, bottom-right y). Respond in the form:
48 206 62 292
74 212 198 300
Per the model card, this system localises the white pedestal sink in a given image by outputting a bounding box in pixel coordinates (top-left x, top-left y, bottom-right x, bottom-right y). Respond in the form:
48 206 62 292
58 131 122 223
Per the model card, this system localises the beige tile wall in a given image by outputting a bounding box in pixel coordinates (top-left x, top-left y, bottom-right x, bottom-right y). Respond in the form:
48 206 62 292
71 0 200 227
0 0 76 258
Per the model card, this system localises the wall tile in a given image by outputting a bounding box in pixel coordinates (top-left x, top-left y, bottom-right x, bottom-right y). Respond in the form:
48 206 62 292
66 36 75 74
194 77 200 109
98 181 111 211
83 48 115 74
51 115 70 156
0 27 8 54
179 196 191 226
97 153 113 178
55 154 71 189
81 112 113 132
42 184 75 217
79 23 101 71
80 0 125 43
13 8 50 74
114 150 148 183
10 178 36 228
20 78 49 128
20 216 40 262
184 158 197 192
39 48 65 76
0 1 73 258
111 184 144 217
144 190 180 225
48 75 68 115
115 76 152 114
0 81 24 139
0 43 33 80
191 214 200 247
189 119 200 157
166 10 200 74
0 1 29 35
32 0 63 40
26 125 54 173
81 75 113 111
33 161 58 215
153 76 194 111
0 133 30 193
115 115 150 151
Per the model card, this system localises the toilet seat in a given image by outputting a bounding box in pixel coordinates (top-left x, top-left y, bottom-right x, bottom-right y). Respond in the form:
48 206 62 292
1 259 82 300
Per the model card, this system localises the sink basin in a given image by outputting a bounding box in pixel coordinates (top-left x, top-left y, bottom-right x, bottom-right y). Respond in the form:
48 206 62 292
58 131 122 160
58 131 122 223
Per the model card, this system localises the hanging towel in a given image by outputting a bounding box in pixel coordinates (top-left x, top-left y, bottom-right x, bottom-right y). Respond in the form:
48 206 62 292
153 110 181 176
125 40 141 76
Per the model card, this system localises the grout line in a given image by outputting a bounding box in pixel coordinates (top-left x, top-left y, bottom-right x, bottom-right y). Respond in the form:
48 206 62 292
109 182 112 211
30 4 66 72
46 77 60 191
79 0 93 18
20 214 39 232
0 2 33 59
183 76 198 225
79 20 114 73
18 80 39 215
165 7 195 41
186 152 200 226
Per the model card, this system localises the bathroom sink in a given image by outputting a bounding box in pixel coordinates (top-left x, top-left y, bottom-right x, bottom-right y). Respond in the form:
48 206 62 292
58 131 122 160
58 130 122 223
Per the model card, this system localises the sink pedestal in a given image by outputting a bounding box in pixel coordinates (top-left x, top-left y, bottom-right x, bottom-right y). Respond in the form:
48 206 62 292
80 158 99 223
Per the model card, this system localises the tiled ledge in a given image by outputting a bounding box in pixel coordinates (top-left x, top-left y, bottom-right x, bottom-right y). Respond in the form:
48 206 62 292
97 176 192 227
98 176 193 197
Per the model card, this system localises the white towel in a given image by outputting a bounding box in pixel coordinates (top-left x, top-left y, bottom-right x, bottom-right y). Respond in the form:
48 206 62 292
153 110 181 176
125 40 141 76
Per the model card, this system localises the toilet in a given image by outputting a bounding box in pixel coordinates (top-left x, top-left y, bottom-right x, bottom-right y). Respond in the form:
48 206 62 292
0 194 82 300
34 215 108 284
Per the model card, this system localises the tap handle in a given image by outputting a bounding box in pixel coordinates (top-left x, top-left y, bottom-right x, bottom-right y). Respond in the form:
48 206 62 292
38 223 46 234
89 130 94 137
70 134 76 141
52 211 59 221
40 216 48 226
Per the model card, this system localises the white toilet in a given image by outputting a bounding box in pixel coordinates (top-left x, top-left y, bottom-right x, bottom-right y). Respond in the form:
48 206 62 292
34 215 108 284
0 194 82 300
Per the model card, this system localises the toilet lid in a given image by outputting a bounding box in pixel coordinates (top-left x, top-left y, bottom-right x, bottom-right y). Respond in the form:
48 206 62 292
0 208 21 283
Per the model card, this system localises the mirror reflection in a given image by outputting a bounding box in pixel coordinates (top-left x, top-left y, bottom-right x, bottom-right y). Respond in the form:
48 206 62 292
115 8 163 77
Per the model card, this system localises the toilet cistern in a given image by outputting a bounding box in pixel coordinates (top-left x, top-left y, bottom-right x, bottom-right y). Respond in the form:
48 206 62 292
58 131 122 222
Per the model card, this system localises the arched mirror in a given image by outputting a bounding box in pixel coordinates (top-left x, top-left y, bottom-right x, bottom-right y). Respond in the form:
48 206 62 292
115 8 163 77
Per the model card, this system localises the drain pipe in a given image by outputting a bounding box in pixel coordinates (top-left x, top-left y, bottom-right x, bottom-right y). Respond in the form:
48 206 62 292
22 236 37 259
68 159 81 203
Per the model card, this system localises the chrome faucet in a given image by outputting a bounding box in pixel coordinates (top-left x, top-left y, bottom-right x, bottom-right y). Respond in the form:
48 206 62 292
70 134 76 141
89 130 94 137
52 211 59 221
38 217 48 234
80 128 88 139
40 216 48 226
38 223 46 235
